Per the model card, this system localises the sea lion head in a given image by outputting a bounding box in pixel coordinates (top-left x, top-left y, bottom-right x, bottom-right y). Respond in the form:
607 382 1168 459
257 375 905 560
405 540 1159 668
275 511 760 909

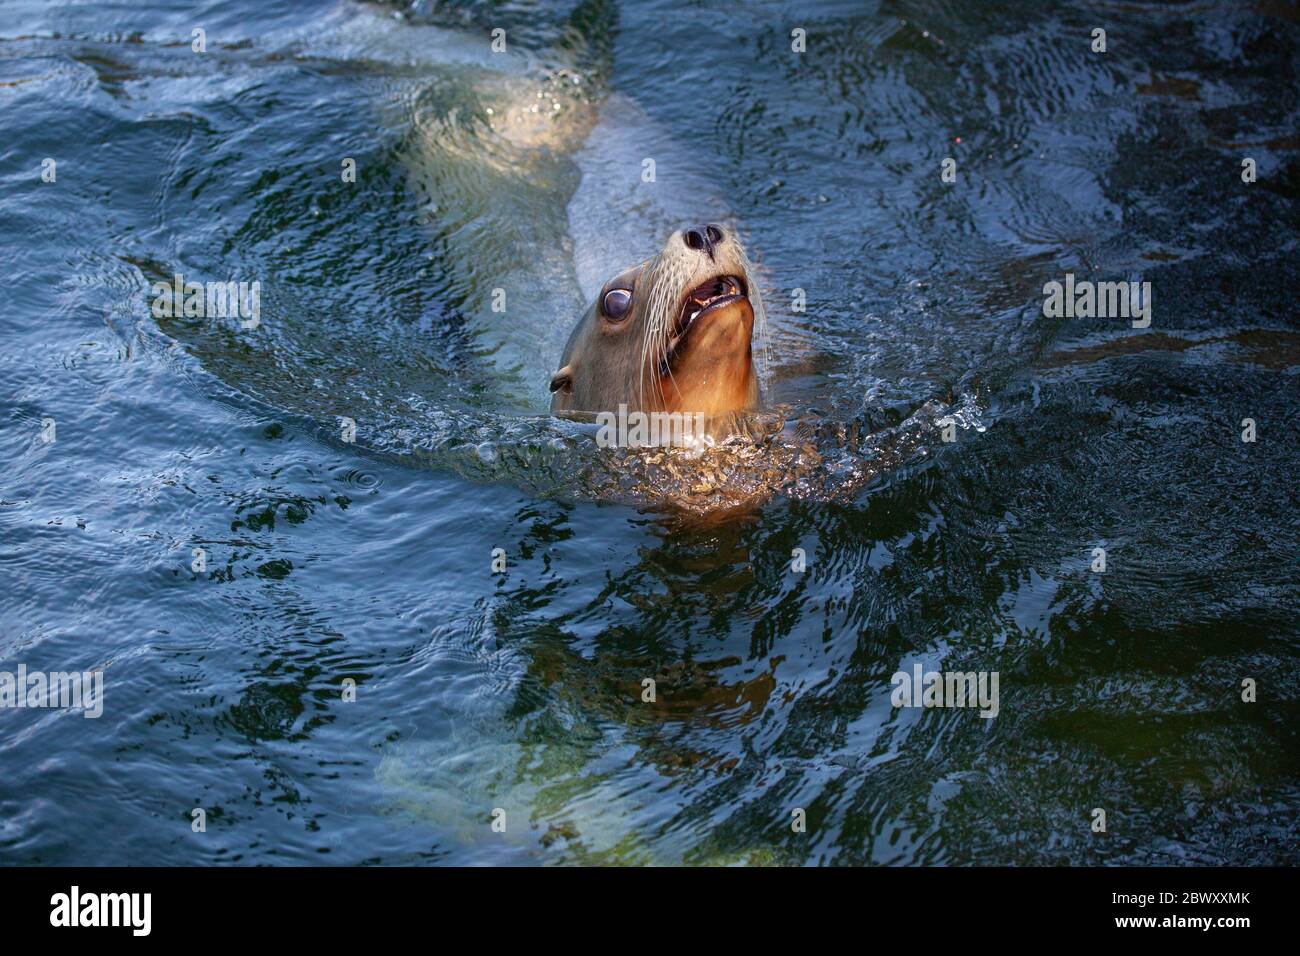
550 224 763 419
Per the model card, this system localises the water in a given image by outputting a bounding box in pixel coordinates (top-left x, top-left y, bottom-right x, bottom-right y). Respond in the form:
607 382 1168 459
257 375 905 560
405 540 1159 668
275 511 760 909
2 0 1297 865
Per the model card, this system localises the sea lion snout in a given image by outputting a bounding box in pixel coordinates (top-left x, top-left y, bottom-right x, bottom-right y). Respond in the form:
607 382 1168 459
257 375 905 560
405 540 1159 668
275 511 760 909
550 224 764 426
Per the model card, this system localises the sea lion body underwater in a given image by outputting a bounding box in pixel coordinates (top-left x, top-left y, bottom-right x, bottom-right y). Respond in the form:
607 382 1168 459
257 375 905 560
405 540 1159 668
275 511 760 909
549 225 764 424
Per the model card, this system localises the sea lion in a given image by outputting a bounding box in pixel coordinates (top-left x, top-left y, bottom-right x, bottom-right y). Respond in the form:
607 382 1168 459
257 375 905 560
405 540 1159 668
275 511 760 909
549 224 765 423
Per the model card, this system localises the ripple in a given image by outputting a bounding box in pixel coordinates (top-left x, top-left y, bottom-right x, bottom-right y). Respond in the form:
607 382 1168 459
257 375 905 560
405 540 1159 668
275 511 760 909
339 468 382 492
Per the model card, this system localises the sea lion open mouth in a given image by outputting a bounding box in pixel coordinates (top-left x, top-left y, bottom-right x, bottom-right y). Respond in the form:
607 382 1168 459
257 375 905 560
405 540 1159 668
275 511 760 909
668 275 747 353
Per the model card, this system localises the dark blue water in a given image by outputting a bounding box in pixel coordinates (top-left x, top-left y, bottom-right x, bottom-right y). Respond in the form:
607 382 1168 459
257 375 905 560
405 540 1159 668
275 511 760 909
1 0 1297 864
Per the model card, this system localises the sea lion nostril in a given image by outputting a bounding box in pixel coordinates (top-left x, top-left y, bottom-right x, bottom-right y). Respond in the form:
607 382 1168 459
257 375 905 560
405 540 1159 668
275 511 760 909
684 224 720 256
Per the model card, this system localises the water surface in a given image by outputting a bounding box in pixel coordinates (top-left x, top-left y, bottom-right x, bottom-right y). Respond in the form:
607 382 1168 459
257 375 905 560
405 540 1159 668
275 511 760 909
1 0 1297 864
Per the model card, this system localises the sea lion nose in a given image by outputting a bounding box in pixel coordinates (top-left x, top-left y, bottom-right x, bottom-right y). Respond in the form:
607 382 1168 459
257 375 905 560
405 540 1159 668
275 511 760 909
683 224 724 256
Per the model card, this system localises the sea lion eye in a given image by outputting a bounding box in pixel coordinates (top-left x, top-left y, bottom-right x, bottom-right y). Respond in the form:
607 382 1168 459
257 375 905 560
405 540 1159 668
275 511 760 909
603 288 632 321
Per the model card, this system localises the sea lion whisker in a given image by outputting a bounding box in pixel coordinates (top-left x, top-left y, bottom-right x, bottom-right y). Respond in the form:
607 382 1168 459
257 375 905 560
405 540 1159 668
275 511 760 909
734 244 769 389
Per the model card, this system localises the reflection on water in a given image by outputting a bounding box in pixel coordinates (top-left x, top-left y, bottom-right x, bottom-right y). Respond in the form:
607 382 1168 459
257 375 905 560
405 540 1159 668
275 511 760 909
0 0 1297 865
